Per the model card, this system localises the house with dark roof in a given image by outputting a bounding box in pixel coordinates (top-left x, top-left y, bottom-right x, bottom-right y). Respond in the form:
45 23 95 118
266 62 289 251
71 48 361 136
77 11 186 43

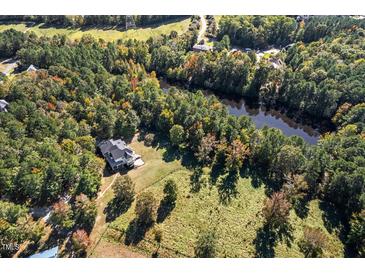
0 99 9 112
98 139 136 171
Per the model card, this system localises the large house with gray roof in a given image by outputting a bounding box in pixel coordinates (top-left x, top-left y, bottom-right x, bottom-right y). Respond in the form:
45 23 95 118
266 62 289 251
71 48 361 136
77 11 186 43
98 139 136 171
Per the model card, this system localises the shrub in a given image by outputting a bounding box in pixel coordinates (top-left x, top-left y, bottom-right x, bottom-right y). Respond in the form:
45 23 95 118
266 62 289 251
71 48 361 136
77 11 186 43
113 175 135 206
299 227 327 258
144 133 155 146
71 229 90 256
195 229 217 258
162 179 178 206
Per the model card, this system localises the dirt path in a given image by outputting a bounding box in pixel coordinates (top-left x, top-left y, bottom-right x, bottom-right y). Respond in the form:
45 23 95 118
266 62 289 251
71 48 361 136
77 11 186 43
89 174 118 251
88 167 185 258
88 172 146 258
97 173 118 200
23 22 35 33
197 15 207 42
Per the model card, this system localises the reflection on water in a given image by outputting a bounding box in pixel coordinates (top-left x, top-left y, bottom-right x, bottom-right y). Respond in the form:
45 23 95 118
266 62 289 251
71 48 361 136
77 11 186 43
160 80 320 145
220 98 320 144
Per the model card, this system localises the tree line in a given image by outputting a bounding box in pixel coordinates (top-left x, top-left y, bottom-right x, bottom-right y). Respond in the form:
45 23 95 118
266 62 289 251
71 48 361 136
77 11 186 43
217 15 365 49
0 17 364 257
0 15 188 28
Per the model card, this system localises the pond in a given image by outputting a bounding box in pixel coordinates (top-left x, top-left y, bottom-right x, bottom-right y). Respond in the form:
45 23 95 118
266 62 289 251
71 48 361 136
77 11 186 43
159 80 320 145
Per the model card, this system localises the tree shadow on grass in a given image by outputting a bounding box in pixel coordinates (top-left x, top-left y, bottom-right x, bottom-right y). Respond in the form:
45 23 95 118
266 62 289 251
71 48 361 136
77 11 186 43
210 157 226 186
181 150 198 169
318 201 355 257
240 166 264 189
161 144 197 169
147 132 199 170
190 167 204 193
319 201 344 234
102 165 129 177
241 165 280 196
124 218 153 246
254 222 294 258
104 198 132 223
161 143 182 162
254 224 276 258
156 200 175 223
218 170 239 205
293 198 310 219
276 223 294 248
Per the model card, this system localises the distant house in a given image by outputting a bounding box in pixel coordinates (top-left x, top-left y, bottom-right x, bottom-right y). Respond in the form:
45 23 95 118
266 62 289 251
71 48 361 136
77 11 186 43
192 44 213 52
29 246 58 258
351 15 365 20
98 139 136 171
26 65 38 72
283 43 295 50
296 15 310 22
0 99 9 112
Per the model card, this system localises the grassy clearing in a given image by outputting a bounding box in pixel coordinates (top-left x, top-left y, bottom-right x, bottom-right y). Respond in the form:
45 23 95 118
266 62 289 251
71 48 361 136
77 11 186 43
0 23 28 33
127 140 185 192
0 19 191 42
91 139 344 258
88 138 184 257
88 172 146 258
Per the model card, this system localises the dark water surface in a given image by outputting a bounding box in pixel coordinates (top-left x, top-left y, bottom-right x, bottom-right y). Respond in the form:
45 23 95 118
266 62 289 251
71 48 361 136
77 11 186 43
159 80 320 145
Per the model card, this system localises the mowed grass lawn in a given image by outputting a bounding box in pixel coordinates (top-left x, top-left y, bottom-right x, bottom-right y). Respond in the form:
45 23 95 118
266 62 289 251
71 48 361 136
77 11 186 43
90 139 344 258
0 18 190 42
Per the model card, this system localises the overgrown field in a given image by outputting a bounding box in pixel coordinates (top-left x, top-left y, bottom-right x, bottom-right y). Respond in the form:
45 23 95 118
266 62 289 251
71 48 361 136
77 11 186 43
90 140 344 258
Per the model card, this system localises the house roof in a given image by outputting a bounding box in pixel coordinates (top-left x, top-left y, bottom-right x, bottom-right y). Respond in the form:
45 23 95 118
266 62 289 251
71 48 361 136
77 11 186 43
98 139 135 169
0 99 9 108
110 145 127 160
29 246 58 258
98 139 127 155
193 44 213 51
27 65 37 72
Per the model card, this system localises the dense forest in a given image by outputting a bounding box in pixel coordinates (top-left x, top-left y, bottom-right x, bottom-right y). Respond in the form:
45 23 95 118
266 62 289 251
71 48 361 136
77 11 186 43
218 16 297 48
217 15 365 48
261 28 365 121
0 16 364 258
